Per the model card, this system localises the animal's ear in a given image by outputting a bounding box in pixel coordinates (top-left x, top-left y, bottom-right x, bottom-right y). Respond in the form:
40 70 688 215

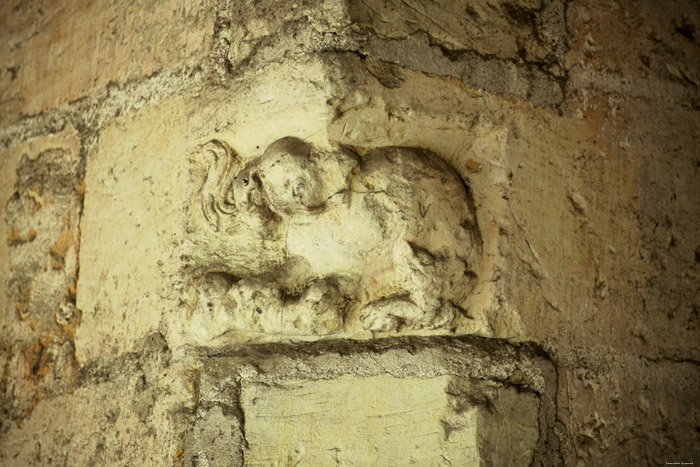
197 139 242 232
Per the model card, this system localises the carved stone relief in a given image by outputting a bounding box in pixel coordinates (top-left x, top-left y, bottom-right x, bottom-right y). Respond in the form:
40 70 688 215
188 136 482 340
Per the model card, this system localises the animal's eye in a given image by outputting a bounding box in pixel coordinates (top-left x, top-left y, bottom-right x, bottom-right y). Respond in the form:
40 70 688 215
243 178 249 186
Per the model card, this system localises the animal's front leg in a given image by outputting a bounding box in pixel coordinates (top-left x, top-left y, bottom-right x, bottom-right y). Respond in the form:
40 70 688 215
357 240 456 332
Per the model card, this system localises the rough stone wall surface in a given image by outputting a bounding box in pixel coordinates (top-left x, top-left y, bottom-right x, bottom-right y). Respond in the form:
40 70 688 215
1 1 698 466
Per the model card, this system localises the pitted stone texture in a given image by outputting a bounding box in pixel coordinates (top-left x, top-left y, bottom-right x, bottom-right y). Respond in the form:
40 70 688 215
75 99 192 364
5 146 80 326
346 0 555 62
75 59 336 361
225 0 349 69
0 333 194 466
0 128 82 425
185 405 244 467
0 0 214 123
1 129 82 329
241 374 539 466
75 57 521 357
189 136 481 339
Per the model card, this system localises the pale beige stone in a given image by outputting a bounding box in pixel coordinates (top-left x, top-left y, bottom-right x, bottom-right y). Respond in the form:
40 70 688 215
189 137 481 339
76 57 525 357
76 59 337 361
241 374 539 466
75 98 192 363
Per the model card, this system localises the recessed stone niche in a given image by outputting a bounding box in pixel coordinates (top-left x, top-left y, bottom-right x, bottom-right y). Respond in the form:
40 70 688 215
184 338 552 467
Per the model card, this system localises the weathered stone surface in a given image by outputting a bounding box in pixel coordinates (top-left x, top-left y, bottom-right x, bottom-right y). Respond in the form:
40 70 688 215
75 98 192 363
0 333 195 466
554 352 700 465
2 0 700 465
244 374 481 466
75 56 526 358
185 404 244 467
0 0 214 123
346 0 556 62
0 140 20 333
190 136 481 338
185 337 553 467
242 374 538 466
566 0 700 83
215 0 566 107
0 128 82 427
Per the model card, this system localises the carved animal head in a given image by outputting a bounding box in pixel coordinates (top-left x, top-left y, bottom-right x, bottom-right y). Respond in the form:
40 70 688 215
231 137 327 215
198 137 359 230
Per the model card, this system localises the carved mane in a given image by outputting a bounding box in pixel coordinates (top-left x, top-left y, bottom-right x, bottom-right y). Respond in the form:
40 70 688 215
197 140 241 232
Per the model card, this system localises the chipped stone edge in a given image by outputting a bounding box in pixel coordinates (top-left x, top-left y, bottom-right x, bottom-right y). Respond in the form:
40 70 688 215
183 335 562 466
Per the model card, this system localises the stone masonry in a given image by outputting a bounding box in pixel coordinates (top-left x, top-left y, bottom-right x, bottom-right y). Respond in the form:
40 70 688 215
1 0 699 465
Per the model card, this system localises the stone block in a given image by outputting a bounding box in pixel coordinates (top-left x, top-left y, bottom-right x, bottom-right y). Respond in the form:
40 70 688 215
75 98 192 363
241 374 539 466
75 56 525 357
0 0 214 122
1 128 82 332
186 337 552 467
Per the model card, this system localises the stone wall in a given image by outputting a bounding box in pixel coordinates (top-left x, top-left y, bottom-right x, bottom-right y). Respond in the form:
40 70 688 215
1 0 699 465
